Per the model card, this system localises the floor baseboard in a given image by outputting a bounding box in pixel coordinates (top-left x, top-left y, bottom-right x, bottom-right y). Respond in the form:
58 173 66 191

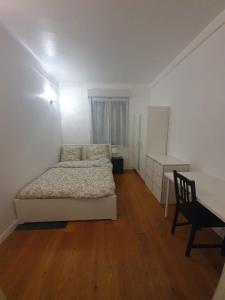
0 219 18 244
134 169 145 181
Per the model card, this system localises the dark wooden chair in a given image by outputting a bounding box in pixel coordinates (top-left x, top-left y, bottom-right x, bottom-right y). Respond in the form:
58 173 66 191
171 170 225 257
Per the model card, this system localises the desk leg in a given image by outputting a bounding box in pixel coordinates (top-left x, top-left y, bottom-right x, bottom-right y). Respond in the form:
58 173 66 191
164 178 170 218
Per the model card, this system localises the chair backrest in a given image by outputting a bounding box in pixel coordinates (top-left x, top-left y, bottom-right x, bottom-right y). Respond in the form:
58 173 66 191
173 170 197 205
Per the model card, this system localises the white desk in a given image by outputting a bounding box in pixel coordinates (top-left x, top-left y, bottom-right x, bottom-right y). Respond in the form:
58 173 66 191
164 172 225 222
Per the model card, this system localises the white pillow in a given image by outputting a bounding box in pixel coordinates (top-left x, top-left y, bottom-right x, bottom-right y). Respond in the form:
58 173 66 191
60 145 82 161
86 145 110 161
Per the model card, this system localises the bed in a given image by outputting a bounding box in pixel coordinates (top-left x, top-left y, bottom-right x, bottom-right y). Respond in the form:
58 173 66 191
15 144 117 223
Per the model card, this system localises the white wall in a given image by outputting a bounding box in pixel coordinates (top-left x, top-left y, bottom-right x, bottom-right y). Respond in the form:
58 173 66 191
0 24 62 237
150 15 225 179
60 83 149 169
60 84 91 144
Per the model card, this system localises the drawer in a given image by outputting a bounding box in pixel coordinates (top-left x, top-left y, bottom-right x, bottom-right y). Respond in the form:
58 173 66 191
145 173 151 183
153 172 163 188
152 183 161 202
146 157 154 170
146 179 153 191
145 172 153 183
153 161 163 177
146 166 153 178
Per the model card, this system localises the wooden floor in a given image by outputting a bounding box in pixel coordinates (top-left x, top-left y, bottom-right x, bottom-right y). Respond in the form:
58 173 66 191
0 170 224 300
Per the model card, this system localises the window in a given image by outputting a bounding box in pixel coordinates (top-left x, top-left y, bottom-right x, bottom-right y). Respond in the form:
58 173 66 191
90 97 129 146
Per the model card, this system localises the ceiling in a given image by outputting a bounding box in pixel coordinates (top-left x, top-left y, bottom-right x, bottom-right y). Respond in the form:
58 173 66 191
0 0 225 84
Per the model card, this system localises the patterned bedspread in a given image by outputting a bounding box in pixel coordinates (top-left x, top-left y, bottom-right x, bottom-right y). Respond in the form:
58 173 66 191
16 163 115 199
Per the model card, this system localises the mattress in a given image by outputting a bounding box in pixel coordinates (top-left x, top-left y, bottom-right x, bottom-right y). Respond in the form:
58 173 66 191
16 161 115 200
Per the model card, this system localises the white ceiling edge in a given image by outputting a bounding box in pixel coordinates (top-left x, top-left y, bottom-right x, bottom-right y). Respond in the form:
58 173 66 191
0 21 59 86
59 82 150 89
150 9 225 89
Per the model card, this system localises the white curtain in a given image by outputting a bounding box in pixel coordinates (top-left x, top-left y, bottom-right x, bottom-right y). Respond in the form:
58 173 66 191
91 99 110 144
111 100 128 145
90 97 128 146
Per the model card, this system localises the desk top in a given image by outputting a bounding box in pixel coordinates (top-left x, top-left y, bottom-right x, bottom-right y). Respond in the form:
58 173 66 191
147 154 189 166
165 172 225 223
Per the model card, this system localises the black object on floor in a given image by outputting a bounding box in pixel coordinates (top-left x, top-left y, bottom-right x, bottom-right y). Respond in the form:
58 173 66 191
16 221 68 231
111 156 124 174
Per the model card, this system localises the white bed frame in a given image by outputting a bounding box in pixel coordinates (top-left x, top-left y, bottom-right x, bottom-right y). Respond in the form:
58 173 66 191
15 144 117 224
15 195 117 224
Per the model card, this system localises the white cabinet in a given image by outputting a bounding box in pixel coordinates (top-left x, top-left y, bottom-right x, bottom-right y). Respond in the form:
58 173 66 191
134 106 170 180
143 106 190 202
145 155 190 203
146 106 170 156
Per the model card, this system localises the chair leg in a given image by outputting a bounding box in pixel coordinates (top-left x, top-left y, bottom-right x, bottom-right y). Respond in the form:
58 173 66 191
171 206 179 234
185 225 197 257
221 237 225 256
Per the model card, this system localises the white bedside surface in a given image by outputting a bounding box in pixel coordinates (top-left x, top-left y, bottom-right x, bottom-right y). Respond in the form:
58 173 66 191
146 154 189 166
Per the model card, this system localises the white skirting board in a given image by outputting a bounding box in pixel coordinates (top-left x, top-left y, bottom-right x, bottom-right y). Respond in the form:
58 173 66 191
0 219 18 244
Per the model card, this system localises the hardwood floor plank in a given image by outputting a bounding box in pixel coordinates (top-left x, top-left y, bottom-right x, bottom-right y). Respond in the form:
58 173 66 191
0 170 224 300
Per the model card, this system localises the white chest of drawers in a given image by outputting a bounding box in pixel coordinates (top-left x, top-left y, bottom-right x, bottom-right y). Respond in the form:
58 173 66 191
145 154 190 203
